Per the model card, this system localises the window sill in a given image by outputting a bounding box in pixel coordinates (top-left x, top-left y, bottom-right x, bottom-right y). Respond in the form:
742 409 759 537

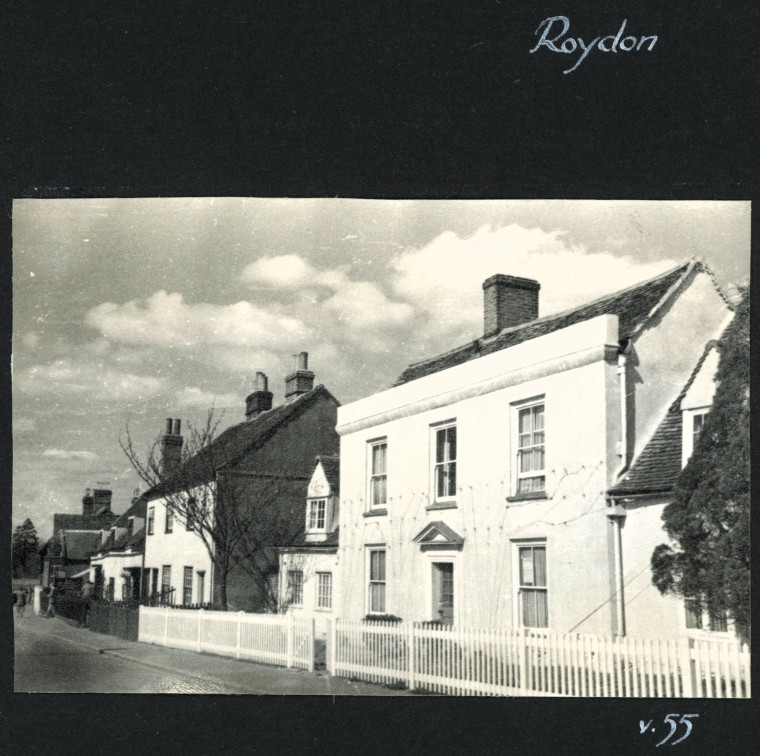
426 501 457 511
363 508 388 518
506 492 548 503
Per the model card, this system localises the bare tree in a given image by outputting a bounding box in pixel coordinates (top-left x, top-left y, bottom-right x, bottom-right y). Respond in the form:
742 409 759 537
121 410 307 611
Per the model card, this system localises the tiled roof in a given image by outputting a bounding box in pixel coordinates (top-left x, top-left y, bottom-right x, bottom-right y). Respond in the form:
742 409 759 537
281 526 340 550
111 498 147 528
394 261 696 386
608 412 683 496
61 530 103 560
53 512 118 533
317 454 340 494
147 385 340 497
609 340 722 496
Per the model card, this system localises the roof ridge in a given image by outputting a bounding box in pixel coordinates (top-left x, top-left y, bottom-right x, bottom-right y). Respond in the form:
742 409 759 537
483 260 693 345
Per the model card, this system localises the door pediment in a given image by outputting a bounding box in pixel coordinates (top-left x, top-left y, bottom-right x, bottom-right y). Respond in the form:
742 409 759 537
413 520 464 551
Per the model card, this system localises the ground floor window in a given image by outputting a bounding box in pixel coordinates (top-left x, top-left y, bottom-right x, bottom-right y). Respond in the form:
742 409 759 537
151 568 158 596
317 572 332 609
518 543 548 628
161 565 171 597
108 577 115 602
685 598 729 633
197 571 205 604
368 549 386 613
183 566 193 605
287 570 303 606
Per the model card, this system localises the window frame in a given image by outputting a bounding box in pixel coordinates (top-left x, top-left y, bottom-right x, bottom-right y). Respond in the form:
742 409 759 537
511 397 547 497
316 571 333 610
367 548 387 614
368 438 388 510
308 498 327 531
431 421 457 503
147 506 155 535
197 571 206 605
287 570 304 607
165 503 174 533
685 597 733 637
682 405 711 467
513 540 549 629
161 565 171 595
185 497 196 531
183 566 193 606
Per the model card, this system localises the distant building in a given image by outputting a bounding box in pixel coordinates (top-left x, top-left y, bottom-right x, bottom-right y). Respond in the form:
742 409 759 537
88 496 147 602
143 353 340 611
41 488 118 588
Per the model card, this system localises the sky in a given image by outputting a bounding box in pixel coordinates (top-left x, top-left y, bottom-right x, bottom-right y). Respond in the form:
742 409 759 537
12 199 750 540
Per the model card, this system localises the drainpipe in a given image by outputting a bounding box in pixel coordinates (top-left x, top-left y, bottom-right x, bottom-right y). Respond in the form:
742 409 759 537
607 500 627 637
612 344 632 482
607 343 631 636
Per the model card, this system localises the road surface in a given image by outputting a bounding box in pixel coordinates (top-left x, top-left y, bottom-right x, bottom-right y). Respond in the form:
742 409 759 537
14 616 239 693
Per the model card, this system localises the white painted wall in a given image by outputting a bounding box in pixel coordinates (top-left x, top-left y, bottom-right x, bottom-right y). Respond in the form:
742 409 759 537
143 494 213 605
90 551 143 600
337 315 620 634
630 272 731 462
279 550 339 637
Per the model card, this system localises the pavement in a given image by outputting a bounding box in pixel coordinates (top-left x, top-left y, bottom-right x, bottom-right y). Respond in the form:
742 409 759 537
15 613 411 695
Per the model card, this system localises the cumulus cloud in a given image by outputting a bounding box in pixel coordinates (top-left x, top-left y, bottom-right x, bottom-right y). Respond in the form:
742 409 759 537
19 358 167 403
86 291 311 349
176 386 241 409
389 224 679 346
241 254 414 332
43 448 99 461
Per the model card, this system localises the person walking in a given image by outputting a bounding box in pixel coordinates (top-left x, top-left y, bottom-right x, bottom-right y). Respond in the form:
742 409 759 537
17 588 27 618
46 583 56 618
79 579 94 627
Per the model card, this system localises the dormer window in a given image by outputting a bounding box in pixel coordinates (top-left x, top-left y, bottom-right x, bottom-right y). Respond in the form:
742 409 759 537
308 499 327 531
682 407 710 467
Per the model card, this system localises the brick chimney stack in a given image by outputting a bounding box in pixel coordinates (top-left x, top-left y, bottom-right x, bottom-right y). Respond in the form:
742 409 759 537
92 488 113 513
284 351 315 402
246 371 274 420
82 488 94 516
161 418 184 477
482 274 540 337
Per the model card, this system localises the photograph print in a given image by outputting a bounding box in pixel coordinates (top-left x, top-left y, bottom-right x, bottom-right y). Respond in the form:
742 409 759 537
12 198 750 698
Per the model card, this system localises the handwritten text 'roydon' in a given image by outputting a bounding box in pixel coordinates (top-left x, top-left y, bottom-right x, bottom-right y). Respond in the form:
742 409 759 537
530 16 658 74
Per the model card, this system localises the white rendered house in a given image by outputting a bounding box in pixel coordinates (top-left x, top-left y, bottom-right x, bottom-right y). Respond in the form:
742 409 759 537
335 260 734 638
278 454 340 637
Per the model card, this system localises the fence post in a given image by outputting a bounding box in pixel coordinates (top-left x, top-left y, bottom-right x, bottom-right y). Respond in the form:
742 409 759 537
163 604 170 647
307 617 316 673
679 637 694 697
197 608 204 653
236 611 244 660
286 613 294 669
326 618 336 675
519 628 529 695
408 622 416 692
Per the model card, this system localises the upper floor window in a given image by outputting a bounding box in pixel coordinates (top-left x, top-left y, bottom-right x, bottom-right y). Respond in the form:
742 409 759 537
308 498 327 530
186 497 196 531
147 507 155 535
433 424 457 500
369 440 387 508
517 402 545 494
692 411 708 450
165 504 174 533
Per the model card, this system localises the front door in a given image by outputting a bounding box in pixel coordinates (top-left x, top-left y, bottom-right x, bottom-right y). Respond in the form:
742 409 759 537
432 562 454 625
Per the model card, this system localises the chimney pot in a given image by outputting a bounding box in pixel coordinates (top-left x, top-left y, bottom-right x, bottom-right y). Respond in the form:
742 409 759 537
246 371 273 419
284 352 315 402
173 419 181 435
166 418 173 434
482 274 540 337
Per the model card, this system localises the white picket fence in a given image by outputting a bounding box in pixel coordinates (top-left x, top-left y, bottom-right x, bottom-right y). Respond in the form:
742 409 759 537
330 619 751 698
139 606 315 671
